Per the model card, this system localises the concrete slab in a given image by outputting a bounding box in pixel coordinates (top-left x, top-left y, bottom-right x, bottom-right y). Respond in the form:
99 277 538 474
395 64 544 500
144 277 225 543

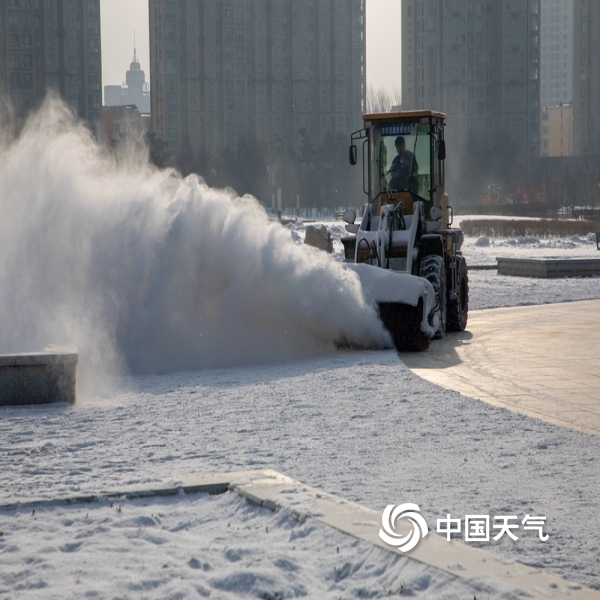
401 300 600 435
2 469 597 599
497 257 600 278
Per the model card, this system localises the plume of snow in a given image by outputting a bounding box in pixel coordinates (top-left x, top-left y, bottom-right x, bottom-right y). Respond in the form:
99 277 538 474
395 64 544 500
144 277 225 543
0 99 389 395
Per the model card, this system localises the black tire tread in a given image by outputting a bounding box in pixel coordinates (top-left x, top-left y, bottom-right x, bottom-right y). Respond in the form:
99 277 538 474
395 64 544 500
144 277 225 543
419 254 446 338
447 255 469 332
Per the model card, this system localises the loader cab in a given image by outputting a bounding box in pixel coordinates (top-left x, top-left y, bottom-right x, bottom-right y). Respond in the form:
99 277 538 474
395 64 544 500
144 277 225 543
350 111 447 222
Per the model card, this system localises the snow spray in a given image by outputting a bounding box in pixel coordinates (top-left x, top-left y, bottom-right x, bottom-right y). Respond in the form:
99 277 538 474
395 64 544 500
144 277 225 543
0 99 390 394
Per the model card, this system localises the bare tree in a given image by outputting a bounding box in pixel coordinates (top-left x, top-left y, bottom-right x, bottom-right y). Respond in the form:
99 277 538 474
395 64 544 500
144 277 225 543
365 85 402 113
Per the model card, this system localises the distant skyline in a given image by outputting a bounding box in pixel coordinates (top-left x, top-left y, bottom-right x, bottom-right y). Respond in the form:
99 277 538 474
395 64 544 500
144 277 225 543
100 0 401 101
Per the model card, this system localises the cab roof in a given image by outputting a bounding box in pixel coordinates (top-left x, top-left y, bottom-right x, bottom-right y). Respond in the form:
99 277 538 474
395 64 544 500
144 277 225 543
362 110 446 121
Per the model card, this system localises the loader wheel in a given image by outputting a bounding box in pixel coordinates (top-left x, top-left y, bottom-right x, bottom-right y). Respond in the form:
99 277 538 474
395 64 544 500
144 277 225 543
419 254 446 339
378 298 430 352
446 256 468 332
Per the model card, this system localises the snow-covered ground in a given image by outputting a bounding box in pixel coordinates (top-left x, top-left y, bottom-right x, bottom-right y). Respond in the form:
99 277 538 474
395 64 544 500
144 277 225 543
1 489 519 600
3 227 600 599
2 348 600 596
3 221 600 598
0 344 600 598
459 224 598 268
2 103 600 598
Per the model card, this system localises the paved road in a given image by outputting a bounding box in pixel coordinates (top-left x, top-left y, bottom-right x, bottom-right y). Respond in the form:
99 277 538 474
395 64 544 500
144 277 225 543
401 299 600 436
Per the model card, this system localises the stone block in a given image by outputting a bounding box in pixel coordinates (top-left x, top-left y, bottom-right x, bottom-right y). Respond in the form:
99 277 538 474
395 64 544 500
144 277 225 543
497 257 600 278
0 346 78 406
304 224 334 253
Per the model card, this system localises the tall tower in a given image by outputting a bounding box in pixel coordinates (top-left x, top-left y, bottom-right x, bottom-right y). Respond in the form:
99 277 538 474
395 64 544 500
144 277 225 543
148 0 366 155
401 0 541 157
124 38 150 113
0 0 102 130
126 46 144 94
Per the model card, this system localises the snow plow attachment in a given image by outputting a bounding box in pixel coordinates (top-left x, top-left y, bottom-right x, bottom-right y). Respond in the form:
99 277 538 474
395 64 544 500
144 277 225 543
347 264 438 352
378 299 430 351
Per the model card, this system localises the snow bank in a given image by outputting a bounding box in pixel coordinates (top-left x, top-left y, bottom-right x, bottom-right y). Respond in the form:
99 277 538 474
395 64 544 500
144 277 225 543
0 99 389 393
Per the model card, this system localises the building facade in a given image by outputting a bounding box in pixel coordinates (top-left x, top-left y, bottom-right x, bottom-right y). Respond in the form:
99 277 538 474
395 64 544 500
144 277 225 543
541 103 573 157
540 0 574 109
0 0 102 129
401 0 541 157
148 0 366 154
99 104 150 146
104 46 151 114
572 0 600 155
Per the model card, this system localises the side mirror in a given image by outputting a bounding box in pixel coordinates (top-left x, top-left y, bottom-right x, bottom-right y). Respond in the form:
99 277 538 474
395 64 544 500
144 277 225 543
438 139 446 161
345 223 359 234
349 144 357 165
342 208 356 224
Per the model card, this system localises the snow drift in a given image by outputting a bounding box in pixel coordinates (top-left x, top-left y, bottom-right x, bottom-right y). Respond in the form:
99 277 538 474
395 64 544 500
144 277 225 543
0 99 390 394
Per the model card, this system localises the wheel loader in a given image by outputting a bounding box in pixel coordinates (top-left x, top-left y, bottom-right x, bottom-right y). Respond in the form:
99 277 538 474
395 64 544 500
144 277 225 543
343 110 468 351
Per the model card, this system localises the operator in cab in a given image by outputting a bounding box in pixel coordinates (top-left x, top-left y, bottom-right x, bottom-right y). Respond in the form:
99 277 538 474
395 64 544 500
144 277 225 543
387 136 418 191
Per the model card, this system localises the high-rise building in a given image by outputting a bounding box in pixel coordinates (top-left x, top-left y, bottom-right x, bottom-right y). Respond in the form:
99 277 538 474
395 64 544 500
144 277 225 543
401 0 541 157
540 0 574 109
104 45 151 114
148 0 366 154
0 0 102 129
573 0 600 155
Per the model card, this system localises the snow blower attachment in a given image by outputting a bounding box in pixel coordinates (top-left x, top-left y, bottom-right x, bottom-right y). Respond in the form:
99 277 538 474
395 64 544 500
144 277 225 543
344 111 469 351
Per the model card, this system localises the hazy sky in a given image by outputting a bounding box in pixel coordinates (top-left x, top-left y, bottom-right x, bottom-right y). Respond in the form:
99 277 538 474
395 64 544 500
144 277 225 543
100 0 401 98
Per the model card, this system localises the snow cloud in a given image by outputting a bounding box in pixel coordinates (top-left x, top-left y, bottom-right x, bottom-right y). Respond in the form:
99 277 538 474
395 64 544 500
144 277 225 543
0 99 389 395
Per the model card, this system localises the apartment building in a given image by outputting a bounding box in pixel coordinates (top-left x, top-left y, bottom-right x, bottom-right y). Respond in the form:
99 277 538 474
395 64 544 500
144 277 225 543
540 0 574 109
401 0 541 156
0 0 102 129
148 0 366 154
572 0 600 155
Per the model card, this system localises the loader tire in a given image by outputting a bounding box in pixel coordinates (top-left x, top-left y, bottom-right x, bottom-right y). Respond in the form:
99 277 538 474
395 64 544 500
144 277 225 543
378 298 430 352
447 256 468 332
419 254 446 339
